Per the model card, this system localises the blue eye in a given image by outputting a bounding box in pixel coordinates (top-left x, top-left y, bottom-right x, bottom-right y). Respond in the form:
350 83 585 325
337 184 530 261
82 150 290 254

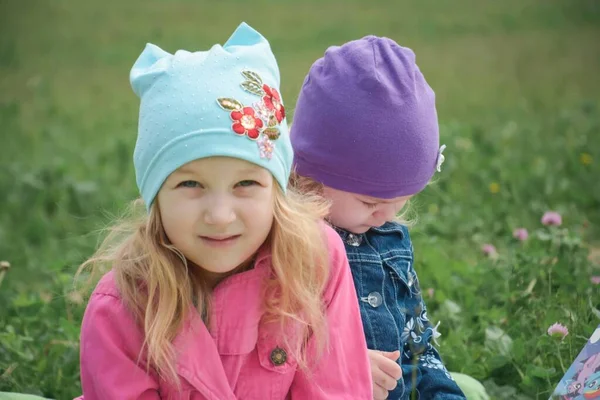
236 180 258 188
178 180 201 188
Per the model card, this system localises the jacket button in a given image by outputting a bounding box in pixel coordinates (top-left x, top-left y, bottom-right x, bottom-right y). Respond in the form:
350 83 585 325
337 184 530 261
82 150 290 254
270 347 287 366
362 291 383 308
346 233 362 247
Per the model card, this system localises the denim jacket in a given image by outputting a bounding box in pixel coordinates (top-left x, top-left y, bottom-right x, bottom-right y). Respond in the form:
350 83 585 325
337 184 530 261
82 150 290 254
333 221 466 400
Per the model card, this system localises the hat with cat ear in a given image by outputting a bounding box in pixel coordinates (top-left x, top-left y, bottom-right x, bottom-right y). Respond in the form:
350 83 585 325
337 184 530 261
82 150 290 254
130 22 292 208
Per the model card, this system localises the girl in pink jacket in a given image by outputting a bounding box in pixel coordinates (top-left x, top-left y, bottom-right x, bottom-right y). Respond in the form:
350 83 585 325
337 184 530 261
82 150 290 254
75 22 372 399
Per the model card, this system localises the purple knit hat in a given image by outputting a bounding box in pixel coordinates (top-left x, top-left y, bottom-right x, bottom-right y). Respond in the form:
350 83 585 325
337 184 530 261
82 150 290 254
291 35 444 199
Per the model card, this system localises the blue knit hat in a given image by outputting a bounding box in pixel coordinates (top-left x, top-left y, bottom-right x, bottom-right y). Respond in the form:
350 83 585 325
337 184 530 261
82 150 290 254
131 22 292 208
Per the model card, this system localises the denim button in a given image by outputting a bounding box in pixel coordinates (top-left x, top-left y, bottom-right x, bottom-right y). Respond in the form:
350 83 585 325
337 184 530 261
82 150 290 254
346 233 362 247
363 292 382 308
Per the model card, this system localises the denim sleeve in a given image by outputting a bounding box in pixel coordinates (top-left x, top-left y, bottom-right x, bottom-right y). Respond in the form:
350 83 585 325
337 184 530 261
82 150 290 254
414 345 466 399
400 302 466 399
400 248 466 399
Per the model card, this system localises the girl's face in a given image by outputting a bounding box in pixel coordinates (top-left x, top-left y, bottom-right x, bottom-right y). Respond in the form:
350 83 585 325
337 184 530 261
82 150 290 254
157 157 274 286
322 186 411 234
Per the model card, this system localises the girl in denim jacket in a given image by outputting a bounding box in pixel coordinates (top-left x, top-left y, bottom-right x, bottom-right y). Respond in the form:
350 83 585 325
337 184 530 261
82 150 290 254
290 35 469 400
73 23 372 399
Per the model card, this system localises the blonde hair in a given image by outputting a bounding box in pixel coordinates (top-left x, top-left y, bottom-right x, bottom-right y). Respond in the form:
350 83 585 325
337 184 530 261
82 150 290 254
290 171 414 226
76 184 330 385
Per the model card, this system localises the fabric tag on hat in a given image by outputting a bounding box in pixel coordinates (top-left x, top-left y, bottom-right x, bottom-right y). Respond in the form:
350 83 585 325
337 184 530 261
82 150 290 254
436 144 446 172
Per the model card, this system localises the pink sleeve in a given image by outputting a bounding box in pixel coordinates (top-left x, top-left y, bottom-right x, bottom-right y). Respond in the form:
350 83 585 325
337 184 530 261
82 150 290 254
80 293 161 400
289 225 373 399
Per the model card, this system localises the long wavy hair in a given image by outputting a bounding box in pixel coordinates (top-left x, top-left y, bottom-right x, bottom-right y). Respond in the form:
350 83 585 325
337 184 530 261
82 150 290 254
76 184 330 385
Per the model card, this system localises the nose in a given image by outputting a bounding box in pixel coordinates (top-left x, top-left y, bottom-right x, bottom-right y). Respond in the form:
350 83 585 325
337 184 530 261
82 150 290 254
372 204 396 225
203 194 236 226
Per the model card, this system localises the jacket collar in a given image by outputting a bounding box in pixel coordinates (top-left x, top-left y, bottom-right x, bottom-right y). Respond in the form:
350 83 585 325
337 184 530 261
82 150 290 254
331 221 405 245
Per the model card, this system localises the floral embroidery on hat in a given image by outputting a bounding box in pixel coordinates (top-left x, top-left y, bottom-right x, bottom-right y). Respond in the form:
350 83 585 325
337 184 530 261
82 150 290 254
217 70 285 159
262 84 285 123
257 135 274 159
436 144 446 172
231 106 263 139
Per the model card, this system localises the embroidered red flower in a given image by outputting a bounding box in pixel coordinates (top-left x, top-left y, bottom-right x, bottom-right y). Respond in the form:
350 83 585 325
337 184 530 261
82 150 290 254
231 107 263 139
216 71 283 152
262 84 285 123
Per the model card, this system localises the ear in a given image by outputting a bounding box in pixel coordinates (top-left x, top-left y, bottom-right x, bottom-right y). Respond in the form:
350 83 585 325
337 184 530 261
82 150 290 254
223 22 268 49
130 43 172 97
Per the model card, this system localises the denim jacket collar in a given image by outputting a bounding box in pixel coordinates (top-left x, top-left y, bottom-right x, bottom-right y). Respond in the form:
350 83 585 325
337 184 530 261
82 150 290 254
370 221 405 237
331 221 405 244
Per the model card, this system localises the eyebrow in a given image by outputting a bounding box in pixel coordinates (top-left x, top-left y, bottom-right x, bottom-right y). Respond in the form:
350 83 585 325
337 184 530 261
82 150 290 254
174 166 196 175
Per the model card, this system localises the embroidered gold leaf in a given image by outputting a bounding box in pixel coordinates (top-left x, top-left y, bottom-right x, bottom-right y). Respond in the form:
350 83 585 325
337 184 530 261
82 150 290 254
241 81 264 96
217 98 243 111
267 115 278 127
241 70 263 85
263 127 280 140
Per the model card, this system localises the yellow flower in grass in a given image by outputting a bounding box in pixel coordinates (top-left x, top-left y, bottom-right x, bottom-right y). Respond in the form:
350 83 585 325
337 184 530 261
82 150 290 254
580 152 593 165
489 182 500 194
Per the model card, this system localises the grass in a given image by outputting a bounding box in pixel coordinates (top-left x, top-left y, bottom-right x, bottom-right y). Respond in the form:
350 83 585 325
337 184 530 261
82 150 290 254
1 0 599 398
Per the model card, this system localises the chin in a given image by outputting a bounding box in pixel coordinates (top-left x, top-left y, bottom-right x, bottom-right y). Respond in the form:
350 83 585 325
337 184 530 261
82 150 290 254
347 226 370 234
206 261 244 273
191 259 241 274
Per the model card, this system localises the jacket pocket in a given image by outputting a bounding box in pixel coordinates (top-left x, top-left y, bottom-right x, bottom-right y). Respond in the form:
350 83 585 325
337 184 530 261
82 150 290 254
256 333 298 374
383 254 421 299
232 333 298 399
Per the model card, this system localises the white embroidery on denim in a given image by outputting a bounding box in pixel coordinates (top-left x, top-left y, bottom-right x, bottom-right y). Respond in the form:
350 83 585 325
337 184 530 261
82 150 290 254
431 321 442 346
418 353 453 380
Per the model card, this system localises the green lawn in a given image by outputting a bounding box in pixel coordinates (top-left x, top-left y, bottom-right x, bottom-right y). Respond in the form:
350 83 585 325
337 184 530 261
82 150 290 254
1 1 599 398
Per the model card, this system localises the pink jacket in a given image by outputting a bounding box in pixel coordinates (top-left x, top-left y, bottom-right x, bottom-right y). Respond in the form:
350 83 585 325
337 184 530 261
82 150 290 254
77 225 372 399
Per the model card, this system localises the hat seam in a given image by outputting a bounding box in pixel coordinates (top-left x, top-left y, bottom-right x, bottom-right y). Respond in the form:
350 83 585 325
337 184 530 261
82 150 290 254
294 151 433 187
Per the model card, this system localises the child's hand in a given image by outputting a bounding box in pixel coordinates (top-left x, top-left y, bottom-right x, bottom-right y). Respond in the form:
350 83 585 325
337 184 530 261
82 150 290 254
368 349 402 400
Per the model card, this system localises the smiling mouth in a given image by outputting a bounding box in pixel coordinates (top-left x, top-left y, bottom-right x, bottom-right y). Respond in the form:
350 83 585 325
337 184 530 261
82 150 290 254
203 234 239 239
199 234 241 245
